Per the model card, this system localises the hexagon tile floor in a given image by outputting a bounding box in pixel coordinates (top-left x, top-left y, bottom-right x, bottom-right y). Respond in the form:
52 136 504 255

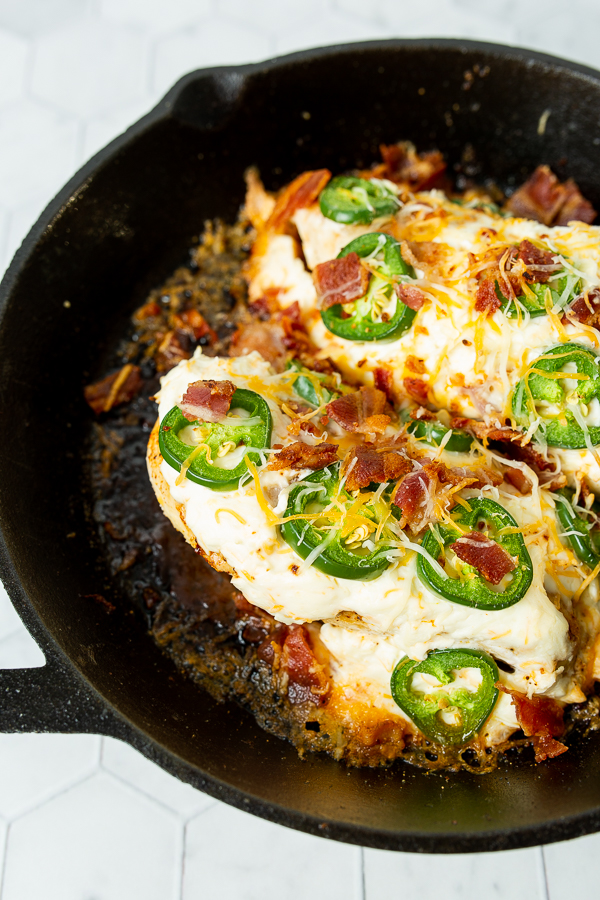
2 0 600 897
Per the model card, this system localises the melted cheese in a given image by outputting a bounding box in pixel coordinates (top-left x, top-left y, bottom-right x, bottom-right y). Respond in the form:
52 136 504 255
154 350 577 714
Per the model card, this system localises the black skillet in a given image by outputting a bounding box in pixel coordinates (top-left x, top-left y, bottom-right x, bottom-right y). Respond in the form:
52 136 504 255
2 38 600 854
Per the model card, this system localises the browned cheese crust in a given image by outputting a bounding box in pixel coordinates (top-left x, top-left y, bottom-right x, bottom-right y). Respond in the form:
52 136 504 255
146 420 235 577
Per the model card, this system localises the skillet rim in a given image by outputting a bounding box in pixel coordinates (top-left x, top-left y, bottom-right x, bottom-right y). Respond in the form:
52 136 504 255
3 36 600 853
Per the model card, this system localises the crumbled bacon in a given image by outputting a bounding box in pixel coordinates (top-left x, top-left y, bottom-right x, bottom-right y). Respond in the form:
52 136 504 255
84 364 143 415
449 417 556 474
564 287 600 328
313 253 370 309
373 366 394 402
230 301 313 372
281 625 330 706
155 330 191 372
401 240 454 279
172 308 217 344
403 377 429 405
396 283 426 310
267 169 331 232
393 460 476 533
497 684 567 762
504 467 532 495
377 141 446 191
326 386 390 435
474 277 502 315
450 465 503 490
506 165 596 226
179 379 236 423
268 441 339 471
515 239 558 283
450 532 516 584
342 443 411 492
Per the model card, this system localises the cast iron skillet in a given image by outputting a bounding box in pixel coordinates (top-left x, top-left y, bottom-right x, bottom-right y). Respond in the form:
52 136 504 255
2 38 600 854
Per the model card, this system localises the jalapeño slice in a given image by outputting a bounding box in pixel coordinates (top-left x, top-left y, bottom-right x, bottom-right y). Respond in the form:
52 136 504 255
321 233 417 342
319 176 399 225
401 409 473 453
159 387 272 491
280 463 392 581
417 498 533 610
512 343 600 449
391 649 499 745
555 489 600 570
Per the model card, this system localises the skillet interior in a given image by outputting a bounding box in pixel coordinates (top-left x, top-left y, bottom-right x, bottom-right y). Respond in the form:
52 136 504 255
2 39 600 852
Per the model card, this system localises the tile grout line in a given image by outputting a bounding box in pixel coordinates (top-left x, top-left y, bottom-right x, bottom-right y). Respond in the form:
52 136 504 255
538 846 551 900
179 821 188 900
359 845 366 900
0 821 10 900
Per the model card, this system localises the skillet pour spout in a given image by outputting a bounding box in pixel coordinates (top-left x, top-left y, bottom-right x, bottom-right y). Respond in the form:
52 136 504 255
3 39 600 853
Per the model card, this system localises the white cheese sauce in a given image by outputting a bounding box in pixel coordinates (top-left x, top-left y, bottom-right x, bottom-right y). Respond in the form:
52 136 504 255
154 350 574 714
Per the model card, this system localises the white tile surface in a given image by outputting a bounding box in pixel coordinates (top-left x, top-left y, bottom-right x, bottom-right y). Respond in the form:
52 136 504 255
0 734 100 818
364 845 547 900
0 1 599 898
2 772 182 900
544 831 600 899
101 737 216 818
183 801 362 900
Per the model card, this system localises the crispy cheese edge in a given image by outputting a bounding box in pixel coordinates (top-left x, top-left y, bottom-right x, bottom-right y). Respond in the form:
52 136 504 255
146 420 235 577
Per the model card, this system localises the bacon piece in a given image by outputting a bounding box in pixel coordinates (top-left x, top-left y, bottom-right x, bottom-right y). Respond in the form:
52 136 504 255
497 684 567 763
403 377 429 405
342 443 411 492
475 277 502 315
378 141 446 190
564 287 600 328
267 169 331 232
396 283 425 311
504 467 532 495
230 301 313 372
515 239 558 284
84 364 143 415
450 417 557 474
373 366 394 402
173 308 217 344
326 386 390 435
506 165 596 226
450 532 516 584
282 625 330 706
556 180 597 226
451 465 503 490
313 253 369 309
155 330 191 372
393 471 432 530
179 379 236 423
268 441 339 471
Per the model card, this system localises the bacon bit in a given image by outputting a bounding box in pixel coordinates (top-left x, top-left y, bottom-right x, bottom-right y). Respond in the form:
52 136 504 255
396 283 425 311
134 300 161 320
248 288 281 320
393 471 432 531
313 253 369 309
474 277 502 315
373 366 395 402
342 443 411 492
405 355 426 375
515 239 557 284
173 308 217 344
401 240 454 279
504 468 532 495
282 625 330 706
378 141 446 190
497 684 567 762
267 169 331 232
326 386 390 435
155 330 191 372
506 165 596 226
450 417 555 472
450 531 516 584
268 441 339 471
84 364 143 415
179 379 236 423
403 377 429 405
451 465 503 490
564 287 600 328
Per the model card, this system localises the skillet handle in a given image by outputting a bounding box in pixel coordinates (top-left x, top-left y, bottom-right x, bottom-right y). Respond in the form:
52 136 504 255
0 647 125 736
